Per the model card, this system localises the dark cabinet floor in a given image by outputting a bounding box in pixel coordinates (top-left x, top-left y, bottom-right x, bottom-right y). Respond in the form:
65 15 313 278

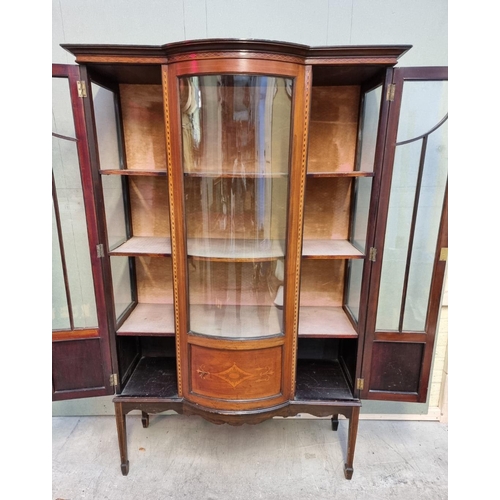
294 359 354 401
120 357 178 398
120 357 354 401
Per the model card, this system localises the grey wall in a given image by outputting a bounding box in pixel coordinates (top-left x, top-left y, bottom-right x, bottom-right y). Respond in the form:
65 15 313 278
53 0 447 65
52 0 447 417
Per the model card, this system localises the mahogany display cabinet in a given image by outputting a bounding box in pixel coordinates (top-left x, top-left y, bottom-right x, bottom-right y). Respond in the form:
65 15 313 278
52 39 448 479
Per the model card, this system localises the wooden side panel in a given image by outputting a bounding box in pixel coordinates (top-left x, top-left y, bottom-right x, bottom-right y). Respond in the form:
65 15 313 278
369 342 423 393
52 339 106 393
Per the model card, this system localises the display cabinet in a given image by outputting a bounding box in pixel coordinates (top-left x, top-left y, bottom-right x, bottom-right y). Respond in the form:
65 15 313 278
52 39 448 479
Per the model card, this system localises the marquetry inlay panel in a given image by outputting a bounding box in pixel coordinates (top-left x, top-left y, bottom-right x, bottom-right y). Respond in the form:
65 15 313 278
190 345 282 401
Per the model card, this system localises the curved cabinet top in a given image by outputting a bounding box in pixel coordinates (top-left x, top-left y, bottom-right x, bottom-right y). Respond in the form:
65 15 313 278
61 38 411 66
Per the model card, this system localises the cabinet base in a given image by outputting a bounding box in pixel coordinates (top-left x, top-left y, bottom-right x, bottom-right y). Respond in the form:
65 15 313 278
113 397 360 479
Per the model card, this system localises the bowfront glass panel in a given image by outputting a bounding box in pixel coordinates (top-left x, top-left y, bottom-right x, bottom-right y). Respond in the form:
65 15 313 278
180 75 292 338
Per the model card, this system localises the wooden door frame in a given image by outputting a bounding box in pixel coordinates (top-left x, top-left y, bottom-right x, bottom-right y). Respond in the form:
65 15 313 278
52 63 114 400
361 66 448 402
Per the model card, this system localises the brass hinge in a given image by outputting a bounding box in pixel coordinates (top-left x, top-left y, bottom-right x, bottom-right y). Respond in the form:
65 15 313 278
110 373 118 387
369 247 377 262
439 247 448 261
386 83 396 101
96 244 105 258
77 80 87 98
356 378 364 390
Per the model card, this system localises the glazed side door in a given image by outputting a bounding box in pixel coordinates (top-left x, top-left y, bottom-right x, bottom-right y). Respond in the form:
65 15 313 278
52 64 114 400
361 67 448 402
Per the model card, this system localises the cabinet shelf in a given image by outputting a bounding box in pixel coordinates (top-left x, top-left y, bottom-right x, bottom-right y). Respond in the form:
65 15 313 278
306 170 374 178
302 239 363 259
100 169 167 176
108 237 283 261
295 359 354 401
298 306 357 338
117 303 175 336
184 171 287 179
187 238 284 261
121 356 178 398
110 237 172 256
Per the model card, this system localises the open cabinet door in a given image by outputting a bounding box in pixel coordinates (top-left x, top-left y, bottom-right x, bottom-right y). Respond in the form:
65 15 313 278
361 67 448 402
52 64 114 400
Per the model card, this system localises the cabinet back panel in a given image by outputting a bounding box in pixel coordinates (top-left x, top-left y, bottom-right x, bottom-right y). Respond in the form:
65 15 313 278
136 256 174 303
139 336 176 357
299 259 345 306
308 86 360 173
297 338 339 360
303 178 352 240
129 177 170 237
119 84 167 171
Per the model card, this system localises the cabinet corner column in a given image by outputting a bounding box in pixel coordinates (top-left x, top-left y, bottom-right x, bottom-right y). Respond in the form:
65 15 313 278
162 64 189 398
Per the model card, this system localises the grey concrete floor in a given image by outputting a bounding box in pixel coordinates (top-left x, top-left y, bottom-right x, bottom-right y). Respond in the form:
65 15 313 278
53 415 447 500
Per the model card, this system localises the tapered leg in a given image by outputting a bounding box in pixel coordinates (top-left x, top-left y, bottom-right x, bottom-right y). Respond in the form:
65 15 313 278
331 414 339 431
114 402 129 476
141 411 149 428
344 406 360 480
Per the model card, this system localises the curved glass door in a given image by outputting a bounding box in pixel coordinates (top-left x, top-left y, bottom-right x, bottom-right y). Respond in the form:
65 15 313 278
180 75 293 338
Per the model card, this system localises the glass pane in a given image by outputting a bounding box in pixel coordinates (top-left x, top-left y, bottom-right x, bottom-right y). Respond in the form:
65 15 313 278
92 83 121 170
189 259 285 337
181 75 292 338
345 176 372 321
345 259 364 321
102 175 128 250
376 79 448 332
403 121 448 330
351 177 372 253
52 136 98 329
92 83 134 319
356 86 382 173
397 81 448 143
52 78 75 138
376 141 421 330
181 75 292 175
52 204 69 330
110 257 133 319
344 85 381 322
